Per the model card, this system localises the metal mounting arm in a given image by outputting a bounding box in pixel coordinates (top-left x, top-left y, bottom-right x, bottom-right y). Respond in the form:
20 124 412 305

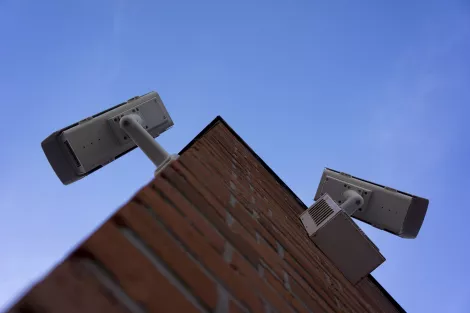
119 114 176 173
340 189 364 215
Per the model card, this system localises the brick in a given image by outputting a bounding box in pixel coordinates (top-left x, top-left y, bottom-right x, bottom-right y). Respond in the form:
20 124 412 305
165 162 227 218
136 186 267 313
284 246 371 312
162 164 261 267
146 177 300 313
228 248 295 313
289 273 333 313
229 300 247 313
10 118 403 313
217 210 332 313
204 124 379 313
228 199 278 250
188 146 226 178
82 222 200 313
266 226 347 311
7 259 130 313
152 175 226 254
248 238 333 312
231 224 285 280
179 151 231 205
263 268 310 313
167 160 276 256
357 278 400 313
117 202 218 310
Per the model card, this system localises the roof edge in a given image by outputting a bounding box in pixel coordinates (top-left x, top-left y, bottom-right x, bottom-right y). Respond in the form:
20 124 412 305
179 116 306 215
179 115 405 313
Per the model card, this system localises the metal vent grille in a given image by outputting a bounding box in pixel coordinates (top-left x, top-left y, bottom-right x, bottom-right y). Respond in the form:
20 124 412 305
308 199 334 226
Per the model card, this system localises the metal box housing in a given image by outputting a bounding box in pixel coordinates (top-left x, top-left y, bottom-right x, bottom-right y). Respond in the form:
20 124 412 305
300 194 385 284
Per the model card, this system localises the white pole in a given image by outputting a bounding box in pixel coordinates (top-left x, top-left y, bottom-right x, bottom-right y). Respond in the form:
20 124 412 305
340 190 364 215
119 114 170 168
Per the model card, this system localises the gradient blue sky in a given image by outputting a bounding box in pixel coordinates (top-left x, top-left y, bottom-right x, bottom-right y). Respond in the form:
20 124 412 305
1 1 469 312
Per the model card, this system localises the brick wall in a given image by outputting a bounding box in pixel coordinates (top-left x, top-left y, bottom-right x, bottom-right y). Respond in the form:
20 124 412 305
8 117 403 313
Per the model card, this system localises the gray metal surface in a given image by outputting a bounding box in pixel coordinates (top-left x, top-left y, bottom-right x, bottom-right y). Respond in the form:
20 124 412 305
300 194 386 284
340 190 364 216
314 168 428 238
300 194 341 236
311 209 386 284
120 114 170 168
42 91 173 185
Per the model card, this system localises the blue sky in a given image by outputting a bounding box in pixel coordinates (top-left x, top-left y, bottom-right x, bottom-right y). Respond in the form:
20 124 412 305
1 0 469 312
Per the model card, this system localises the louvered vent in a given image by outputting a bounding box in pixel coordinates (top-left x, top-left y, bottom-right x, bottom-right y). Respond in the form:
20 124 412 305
308 199 334 226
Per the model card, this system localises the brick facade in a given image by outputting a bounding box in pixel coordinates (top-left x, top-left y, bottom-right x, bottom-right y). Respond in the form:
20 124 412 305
8 117 403 313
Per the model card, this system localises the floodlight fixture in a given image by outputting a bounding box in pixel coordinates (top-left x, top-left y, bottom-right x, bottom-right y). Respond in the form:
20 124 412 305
42 91 176 185
313 168 429 238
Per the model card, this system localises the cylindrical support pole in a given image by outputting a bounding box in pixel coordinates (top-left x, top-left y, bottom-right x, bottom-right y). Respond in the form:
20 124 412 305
119 114 170 168
340 189 364 215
